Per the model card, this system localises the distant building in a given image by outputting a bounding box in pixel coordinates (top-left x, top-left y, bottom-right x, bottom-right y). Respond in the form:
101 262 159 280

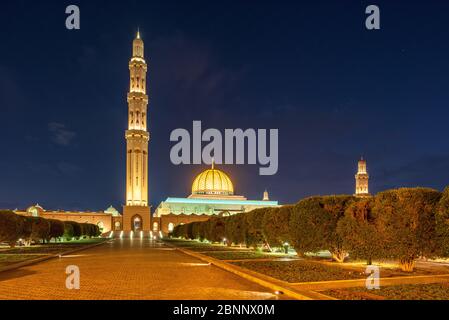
355 157 370 197
15 204 122 234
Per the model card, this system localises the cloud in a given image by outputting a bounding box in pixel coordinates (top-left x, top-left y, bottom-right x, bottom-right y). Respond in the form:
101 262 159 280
48 122 76 146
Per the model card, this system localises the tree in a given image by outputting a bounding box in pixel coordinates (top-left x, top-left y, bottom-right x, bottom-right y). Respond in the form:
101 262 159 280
207 217 226 243
244 208 268 249
290 195 355 262
25 217 50 244
0 211 23 247
262 206 292 250
436 187 449 257
63 222 75 241
224 214 246 246
47 219 65 242
191 222 201 240
71 222 82 240
337 198 384 265
373 188 441 272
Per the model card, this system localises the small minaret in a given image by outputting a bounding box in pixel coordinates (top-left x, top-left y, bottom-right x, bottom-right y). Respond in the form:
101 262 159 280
263 190 270 201
355 157 370 197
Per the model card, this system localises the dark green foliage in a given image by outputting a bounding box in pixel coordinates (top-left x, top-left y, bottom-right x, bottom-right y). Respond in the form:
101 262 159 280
290 195 355 261
47 219 65 242
168 187 449 268
244 208 268 248
436 187 449 257
337 198 384 264
26 217 50 244
207 217 226 243
63 222 75 241
262 206 292 248
0 210 24 247
373 188 442 271
224 214 246 246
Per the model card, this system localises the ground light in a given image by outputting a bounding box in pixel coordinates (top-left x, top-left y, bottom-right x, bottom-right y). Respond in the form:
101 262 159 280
130 231 134 239
140 231 143 239
274 291 284 295
120 231 124 239
110 231 114 238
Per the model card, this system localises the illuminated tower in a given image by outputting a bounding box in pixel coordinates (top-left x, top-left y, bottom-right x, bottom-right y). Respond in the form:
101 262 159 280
123 31 151 232
263 190 270 201
354 157 370 197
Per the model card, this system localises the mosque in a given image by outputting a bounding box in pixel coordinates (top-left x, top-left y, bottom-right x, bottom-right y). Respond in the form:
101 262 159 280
12 32 370 236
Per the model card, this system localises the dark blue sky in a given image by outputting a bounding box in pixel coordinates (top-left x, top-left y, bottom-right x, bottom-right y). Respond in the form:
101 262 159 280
1 0 449 211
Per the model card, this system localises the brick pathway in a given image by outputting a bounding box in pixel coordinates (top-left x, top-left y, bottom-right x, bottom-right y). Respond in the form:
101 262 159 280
0 239 281 300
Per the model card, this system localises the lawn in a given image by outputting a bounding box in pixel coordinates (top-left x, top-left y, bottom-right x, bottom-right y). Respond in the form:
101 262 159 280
0 238 106 255
0 255 44 268
322 283 449 300
0 238 107 269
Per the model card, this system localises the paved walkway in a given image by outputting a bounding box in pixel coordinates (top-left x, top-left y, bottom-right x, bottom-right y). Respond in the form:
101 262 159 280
0 239 281 300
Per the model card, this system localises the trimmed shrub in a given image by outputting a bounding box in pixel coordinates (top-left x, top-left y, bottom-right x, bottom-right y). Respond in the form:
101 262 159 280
0 211 24 247
224 214 246 246
436 187 449 257
47 219 65 242
372 188 441 272
63 222 75 241
290 195 355 262
262 206 292 250
337 198 384 265
207 217 226 243
24 217 50 244
244 208 268 249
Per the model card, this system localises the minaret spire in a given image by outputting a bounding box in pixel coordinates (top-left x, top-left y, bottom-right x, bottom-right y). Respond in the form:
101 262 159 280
355 157 370 197
123 31 151 232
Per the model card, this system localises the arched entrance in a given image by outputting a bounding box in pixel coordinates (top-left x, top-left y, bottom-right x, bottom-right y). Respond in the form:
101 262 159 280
131 215 142 232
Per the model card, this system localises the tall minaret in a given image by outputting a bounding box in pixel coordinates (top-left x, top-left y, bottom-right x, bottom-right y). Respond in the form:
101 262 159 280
123 31 151 232
354 157 370 197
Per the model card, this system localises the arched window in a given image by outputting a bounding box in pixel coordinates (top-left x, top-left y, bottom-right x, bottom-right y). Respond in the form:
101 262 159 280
114 221 121 231
97 221 104 232
153 222 159 232
168 223 174 233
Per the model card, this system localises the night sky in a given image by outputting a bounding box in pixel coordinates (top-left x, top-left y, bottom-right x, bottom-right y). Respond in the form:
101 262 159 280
1 0 449 212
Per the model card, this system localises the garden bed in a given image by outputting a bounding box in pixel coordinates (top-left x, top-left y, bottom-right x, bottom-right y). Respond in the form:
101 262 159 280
322 283 449 300
202 250 292 260
231 260 367 283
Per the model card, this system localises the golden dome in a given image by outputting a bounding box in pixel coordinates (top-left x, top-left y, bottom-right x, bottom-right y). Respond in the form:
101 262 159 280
192 163 234 196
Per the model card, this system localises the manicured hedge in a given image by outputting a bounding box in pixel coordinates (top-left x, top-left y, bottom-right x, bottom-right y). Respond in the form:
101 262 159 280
0 210 101 247
172 187 449 272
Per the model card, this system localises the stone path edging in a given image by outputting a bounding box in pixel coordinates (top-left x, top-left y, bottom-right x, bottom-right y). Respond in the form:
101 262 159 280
0 239 111 274
166 242 336 300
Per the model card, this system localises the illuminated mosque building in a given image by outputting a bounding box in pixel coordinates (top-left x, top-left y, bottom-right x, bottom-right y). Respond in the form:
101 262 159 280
10 32 370 237
153 162 279 234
